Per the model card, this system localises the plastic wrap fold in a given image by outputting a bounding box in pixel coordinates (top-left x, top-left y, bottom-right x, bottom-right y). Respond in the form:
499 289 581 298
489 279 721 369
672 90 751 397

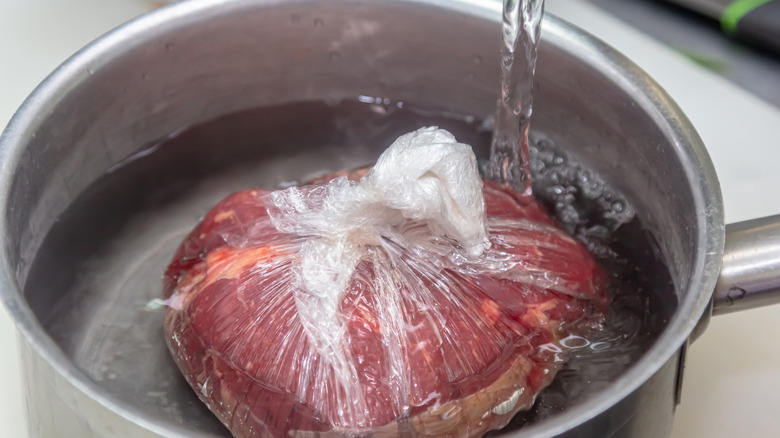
163 127 609 438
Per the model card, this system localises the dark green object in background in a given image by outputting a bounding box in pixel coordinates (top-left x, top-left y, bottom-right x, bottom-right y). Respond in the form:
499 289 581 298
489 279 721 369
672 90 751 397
667 0 780 54
722 0 780 52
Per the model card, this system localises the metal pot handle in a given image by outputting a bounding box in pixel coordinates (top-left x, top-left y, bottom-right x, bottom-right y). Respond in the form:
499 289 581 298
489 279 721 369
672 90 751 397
713 214 780 315
680 216 780 401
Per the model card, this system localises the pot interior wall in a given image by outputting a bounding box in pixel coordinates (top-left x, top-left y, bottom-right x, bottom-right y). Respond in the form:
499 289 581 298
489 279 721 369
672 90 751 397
3 0 701 436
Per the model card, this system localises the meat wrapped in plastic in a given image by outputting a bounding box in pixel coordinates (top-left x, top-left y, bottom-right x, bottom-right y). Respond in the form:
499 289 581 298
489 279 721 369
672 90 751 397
162 127 609 438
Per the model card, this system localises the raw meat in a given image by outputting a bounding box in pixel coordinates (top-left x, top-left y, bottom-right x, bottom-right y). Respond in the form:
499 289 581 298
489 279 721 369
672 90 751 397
163 129 609 438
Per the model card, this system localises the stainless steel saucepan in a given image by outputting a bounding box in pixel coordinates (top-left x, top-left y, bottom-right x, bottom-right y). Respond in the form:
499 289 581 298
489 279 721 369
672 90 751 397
1 0 779 437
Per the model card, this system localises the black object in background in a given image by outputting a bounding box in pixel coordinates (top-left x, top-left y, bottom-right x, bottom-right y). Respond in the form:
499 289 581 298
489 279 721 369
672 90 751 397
666 0 780 54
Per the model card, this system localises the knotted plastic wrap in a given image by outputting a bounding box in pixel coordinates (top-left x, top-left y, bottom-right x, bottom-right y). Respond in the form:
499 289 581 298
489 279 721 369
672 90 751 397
163 127 609 438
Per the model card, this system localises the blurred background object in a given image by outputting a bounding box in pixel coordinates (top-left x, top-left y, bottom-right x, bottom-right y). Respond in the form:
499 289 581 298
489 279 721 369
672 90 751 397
588 0 780 108
666 0 780 53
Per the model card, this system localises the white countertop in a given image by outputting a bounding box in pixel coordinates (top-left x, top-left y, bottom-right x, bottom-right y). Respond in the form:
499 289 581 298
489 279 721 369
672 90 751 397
2 1 780 437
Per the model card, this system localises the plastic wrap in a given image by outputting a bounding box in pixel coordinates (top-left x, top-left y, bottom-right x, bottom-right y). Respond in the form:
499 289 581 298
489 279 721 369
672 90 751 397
162 127 609 438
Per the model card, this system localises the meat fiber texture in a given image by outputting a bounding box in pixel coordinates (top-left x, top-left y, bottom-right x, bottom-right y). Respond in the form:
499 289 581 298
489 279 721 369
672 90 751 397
163 127 609 438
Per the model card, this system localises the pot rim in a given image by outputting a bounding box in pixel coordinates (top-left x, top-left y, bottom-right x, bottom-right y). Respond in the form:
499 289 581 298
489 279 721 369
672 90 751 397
0 0 725 436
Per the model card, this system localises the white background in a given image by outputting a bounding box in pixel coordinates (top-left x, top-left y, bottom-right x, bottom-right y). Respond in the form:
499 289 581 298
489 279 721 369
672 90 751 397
2 0 780 436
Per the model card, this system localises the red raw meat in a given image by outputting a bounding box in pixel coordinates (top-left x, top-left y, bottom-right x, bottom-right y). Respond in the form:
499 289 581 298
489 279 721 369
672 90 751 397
163 174 609 438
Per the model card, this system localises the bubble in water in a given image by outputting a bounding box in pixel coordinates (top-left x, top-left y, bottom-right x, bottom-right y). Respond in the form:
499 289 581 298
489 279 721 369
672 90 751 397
529 132 635 244
329 51 341 61
472 55 483 65
277 180 300 189
145 298 167 311
313 17 324 27
291 13 301 24
165 42 174 51
559 335 590 349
